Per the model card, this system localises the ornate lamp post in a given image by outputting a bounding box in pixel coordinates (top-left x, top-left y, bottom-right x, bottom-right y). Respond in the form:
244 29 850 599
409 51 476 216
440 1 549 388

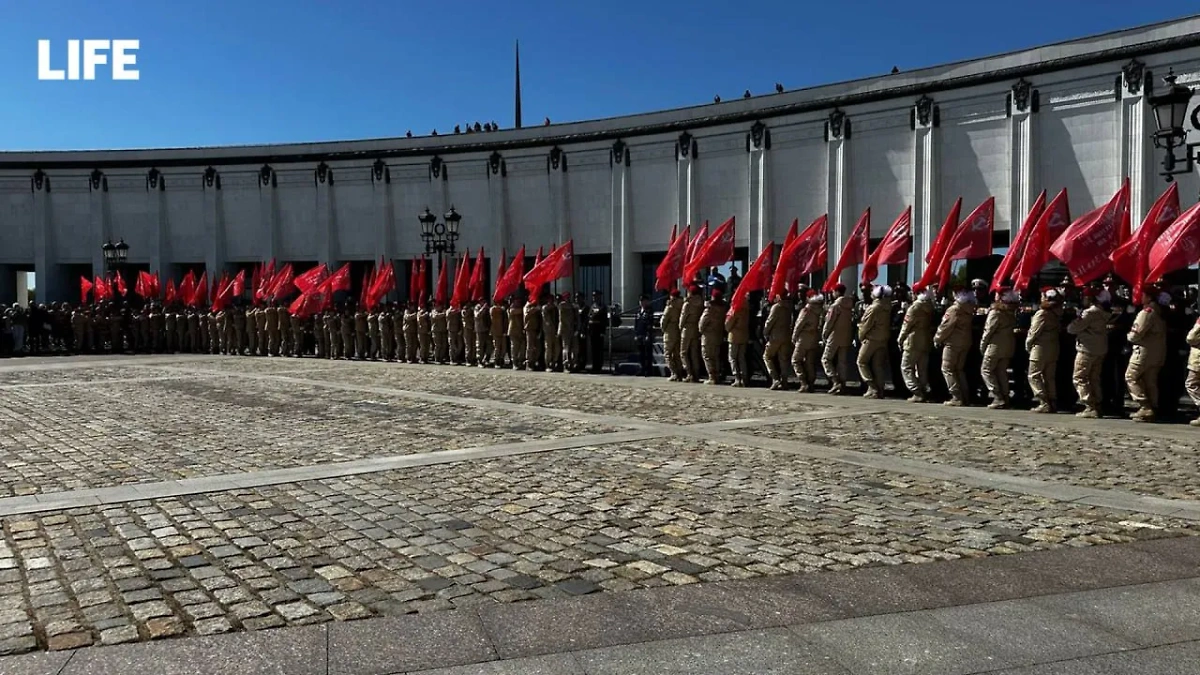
101 239 129 275
1149 70 1200 182
418 206 461 267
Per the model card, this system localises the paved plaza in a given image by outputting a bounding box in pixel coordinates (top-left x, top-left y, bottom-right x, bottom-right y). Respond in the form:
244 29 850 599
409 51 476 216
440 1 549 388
0 355 1197 673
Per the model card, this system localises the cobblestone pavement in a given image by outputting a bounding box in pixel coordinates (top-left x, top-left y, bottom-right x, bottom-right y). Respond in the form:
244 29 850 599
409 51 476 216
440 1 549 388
751 412 1200 501
0 354 1196 657
0 376 611 498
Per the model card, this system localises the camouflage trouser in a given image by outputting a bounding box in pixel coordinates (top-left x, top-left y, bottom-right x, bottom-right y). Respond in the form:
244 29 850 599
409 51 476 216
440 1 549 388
792 346 818 390
544 333 560 370
856 339 887 393
763 340 788 384
821 344 848 388
1072 352 1104 409
1125 356 1162 410
509 334 525 368
663 331 682 380
1186 369 1200 416
680 334 700 381
491 334 506 366
524 330 540 369
728 343 747 383
434 332 449 363
941 345 970 402
1028 347 1057 404
981 351 1011 402
406 331 419 362
463 331 474 364
901 346 928 396
701 336 721 382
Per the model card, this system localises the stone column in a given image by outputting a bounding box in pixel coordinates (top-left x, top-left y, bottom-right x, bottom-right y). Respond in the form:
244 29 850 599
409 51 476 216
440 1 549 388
610 140 636 308
676 132 697 233
314 162 335 266
89 169 110 281
371 160 393 262
202 167 225 277
147 169 168 275
911 96 939 282
31 170 63 303
547 146 573 293
825 110 851 285
1008 79 1038 242
484 153 508 282
1118 60 1152 223
746 122 771 256
258 165 279 262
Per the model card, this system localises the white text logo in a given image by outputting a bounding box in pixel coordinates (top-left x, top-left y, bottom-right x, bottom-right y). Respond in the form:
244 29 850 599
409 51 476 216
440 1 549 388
38 40 139 80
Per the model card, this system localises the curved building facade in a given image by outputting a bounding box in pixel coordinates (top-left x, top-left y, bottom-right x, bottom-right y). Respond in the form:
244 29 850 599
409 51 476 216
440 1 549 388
2 17 1200 307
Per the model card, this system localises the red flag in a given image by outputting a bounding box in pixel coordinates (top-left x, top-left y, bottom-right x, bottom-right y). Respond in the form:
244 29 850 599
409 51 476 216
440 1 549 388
656 225 691 291
822 208 870 293
165 278 177 305
1112 183 1179 301
729 242 775 316
358 266 374 308
914 198 962 292
180 271 196 306
288 291 324 319
468 247 486 302
451 255 471 308
326 263 352 293
945 197 995 262
367 260 396 309
684 222 709 272
668 223 677 246
193 272 209 307
80 276 93 304
992 191 1046 293
1014 189 1070 292
113 271 127 297
781 219 799 251
255 259 276 303
861 207 912 283
493 246 525 303
1147 200 1200 283
266 264 293 301
434 259 450 306
250 264 262 305
150 272 160 299
1050 179 1130 286
134 271 148 298
211 274 233 311
795 215 829 278
684 216 735 282
525 241 575 292
407 259 419 304
294 264 328 295
92 276 105 302
416 256 428 303
229 269 246 299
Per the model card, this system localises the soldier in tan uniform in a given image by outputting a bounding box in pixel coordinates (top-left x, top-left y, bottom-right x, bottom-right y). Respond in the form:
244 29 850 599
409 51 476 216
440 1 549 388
379 306 394 360
214 308 228 354
329 310 344 359
184 310 199 353
1185 315 1200 427
149 305 164 352
263 304 279 356
725 299 750 387
367 307 381 360
404 302 420 363
934 290 976 406
791 292 823 392
763 294 793 390
164 309 178 352
71 306 87 354
288 309 302 357
1025 288 1063 413
542 298 560 372
558 293 578 372
280 306 293 356
898 287 934 402
351 306 366 359
699 289 728 385
339 307 354 359
1125 289 1168 422
461 301 476 366
508 298 526 369
678 285 704 383
312 313 326 358
417 303 433 363
447 303 463 365
473 300 490 367
856 285 892 399
523 298 542 371
980 289 1019 408
660 289 684 381
135 308 149 352
821 285 854 394
1067 288 1111 418
391 306 406 361
257 306 271 356
489 299 507 367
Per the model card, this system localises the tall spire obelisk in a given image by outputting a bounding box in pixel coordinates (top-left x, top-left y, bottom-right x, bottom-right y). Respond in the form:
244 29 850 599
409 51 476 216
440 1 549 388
514 40 523 129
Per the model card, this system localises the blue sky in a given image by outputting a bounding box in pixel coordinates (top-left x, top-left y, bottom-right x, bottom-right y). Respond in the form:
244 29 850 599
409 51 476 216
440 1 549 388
0 1 1192 151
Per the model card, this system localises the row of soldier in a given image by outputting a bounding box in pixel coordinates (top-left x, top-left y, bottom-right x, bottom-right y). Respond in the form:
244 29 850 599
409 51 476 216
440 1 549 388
3 292 616 374
652 278 1200 425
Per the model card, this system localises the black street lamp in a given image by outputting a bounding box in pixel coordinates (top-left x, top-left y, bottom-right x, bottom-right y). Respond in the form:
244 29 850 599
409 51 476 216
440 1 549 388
101 239 129 274
1150 70 1200 182
418 206 461 265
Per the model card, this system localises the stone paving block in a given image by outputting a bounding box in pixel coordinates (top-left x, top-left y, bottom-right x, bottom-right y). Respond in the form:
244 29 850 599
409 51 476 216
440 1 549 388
328 611 495 675
574 628 850 675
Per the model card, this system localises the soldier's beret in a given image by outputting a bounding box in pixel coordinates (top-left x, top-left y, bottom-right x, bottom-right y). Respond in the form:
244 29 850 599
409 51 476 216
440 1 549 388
669 288 681 297
834 284 846 293
711 289 723 298
687 284 699 292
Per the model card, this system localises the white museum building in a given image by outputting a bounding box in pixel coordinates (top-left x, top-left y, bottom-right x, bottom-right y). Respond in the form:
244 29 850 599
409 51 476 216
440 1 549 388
2 16 1200 307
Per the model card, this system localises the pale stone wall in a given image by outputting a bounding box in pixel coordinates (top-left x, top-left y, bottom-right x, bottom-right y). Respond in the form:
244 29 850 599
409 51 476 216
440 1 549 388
2 17 1200 305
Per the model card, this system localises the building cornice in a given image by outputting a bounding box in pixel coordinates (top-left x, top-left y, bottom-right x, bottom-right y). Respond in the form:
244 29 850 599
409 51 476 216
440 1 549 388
3 18 1200 171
